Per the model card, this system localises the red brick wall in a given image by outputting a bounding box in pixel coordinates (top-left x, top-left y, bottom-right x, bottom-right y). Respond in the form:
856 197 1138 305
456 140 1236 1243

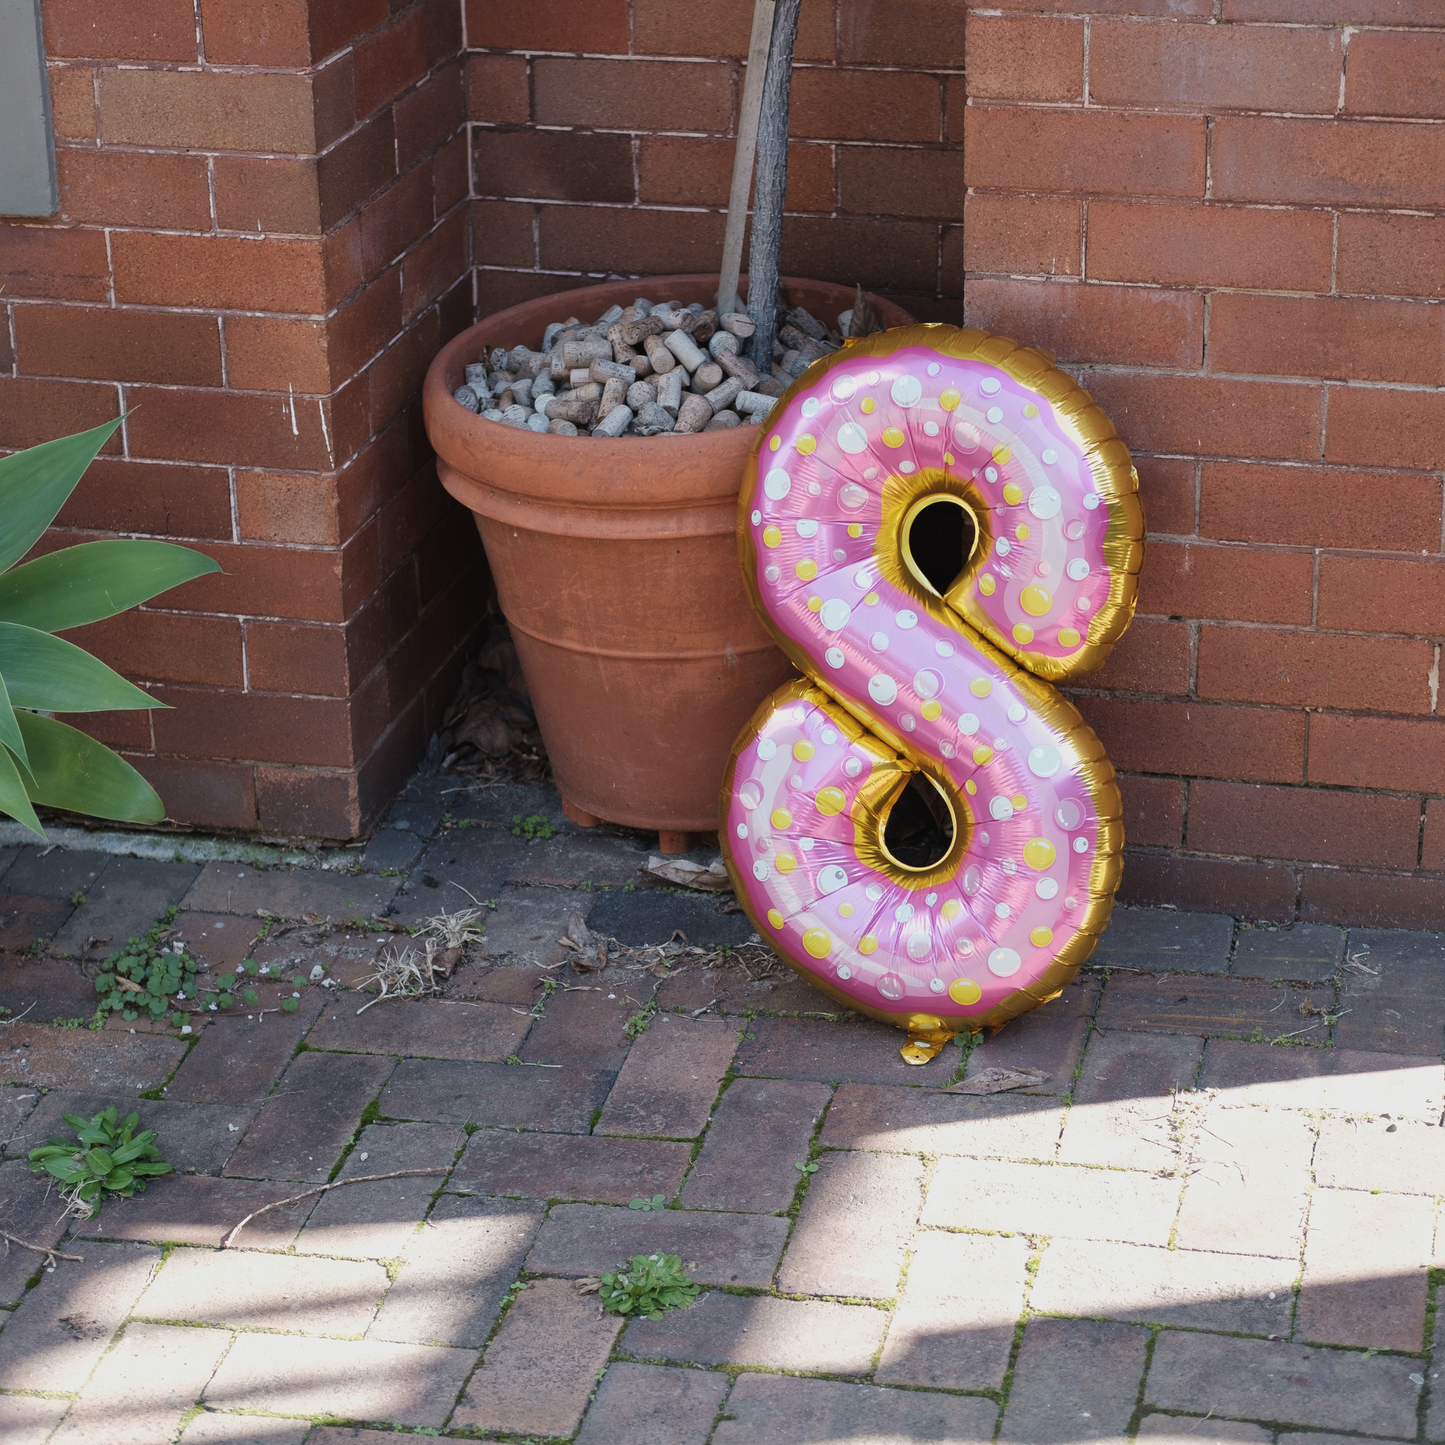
1 0 485 838
466 1 1445 928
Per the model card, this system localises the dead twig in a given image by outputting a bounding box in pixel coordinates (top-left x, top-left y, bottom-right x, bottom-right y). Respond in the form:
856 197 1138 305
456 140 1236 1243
219 1169 448 1248
0 1230 84 1266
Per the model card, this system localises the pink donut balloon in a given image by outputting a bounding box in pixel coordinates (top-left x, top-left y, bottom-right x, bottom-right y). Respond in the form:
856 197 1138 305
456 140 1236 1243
720 325 1144 1063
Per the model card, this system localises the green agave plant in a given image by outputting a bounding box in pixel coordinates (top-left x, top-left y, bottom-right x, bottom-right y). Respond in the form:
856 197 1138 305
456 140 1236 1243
0 418 219 838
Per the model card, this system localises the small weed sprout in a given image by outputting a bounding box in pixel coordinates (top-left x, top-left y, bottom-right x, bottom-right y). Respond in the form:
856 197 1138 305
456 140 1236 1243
597 1253 699 1320
511 813 555 840
628 1194 667 1212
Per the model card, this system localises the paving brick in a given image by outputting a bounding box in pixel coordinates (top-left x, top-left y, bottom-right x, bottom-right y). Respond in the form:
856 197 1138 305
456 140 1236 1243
360 827 426 877
224 1050 393 1182
179 1413 310 1444
173 913 261 970
1297 1187 1435 1350
520 987 634 1070
999 1318 1149 1443
204 1333 473 1428
0 1021 185 1092
1231 924 1345 981
1202 1039 1443 1120
1059 1030 1203 1171
3 846 111 899
1337 928 1445 1056
528 1202 789 1287
0 1161 68 1303
0 895 74 954
0 959 97 1023
657 962 836 1016
79 1174 315 1248
964 979 1097 1092
473 884 593 966
876 1231 1028 1390
1176 1102 1315 1259
780 1150 923 1299
585 887 760 949
0 1240 159 1390
51 857 200 959
577 1362 729 1445
453 1275 624 1438
923 1156 1179 1244
407 827 531 911
1135 1422 1270 1445
137 1248 389 1335
1091 908 1234 973
596 1015 735 1138
623 1289 885 1374
182 862 399 922
736 1016 958 1086
1097 973 1334 1041
295 1121 463 1259
370 1192 543 1347
449 962 547 1004
51 1322 231 1445
305 997 530 1061
819 1083 1065 1162
379 1058 615 1130
0 1395 70 1445
300 1430 408 1445
1147 1330 1420 1437
0 1083 39 1155
713 1373 998 1445
1032 1238 1293 1335
507 831 652 887
1315 1115 1445 1196
164 996 323 1105
681 1077 831 1213
15 1091 254 1175
454 1128 692 1204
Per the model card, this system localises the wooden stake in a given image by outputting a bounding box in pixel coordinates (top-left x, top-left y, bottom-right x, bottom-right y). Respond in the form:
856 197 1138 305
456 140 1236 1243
717 0 776 318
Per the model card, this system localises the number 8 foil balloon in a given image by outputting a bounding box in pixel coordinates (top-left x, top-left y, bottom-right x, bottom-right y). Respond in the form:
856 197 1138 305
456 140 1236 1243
720 326 1144 1064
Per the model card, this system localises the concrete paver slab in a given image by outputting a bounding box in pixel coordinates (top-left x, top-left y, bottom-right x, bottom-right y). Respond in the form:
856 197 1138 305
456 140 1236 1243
179 1413 311 1444
51 856 200 958
1231 922 1345 980
0 1020 184 1092
1089 907 1234 973
999 1318 1149 1444
305 997 530 1061
736 1015 959 1086
4 846 111 899
163 996 324 1105
1314 1113 1445 1196
595 1014 736 1137
585 886 757 947
453 1128 692 1203
1338 927 1445 1056
182 863 398 922
964 978 1096 1092
77 1173 315 1248
0 1160 74 1303
379 1056 614 1130
0 958 96 1023
0 1395 70 1445
576 1361 729 1445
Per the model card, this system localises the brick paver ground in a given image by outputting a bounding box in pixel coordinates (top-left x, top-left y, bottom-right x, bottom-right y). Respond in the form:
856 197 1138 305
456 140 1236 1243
0 770 1441 1442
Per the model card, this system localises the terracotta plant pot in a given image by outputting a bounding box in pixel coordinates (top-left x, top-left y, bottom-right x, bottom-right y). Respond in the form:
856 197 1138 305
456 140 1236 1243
423 274 915 850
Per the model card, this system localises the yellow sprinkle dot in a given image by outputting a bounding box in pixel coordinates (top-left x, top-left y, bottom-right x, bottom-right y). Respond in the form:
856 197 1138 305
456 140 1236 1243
1015 523 1030 541
944 452 955 466
1011 793 1027 811
839 902 854 917
777 853 797 873
861 397 876 414
864 591 879 606
1030 926 1054 947
992 445 1011 463
847 523 862 538
970 678 993 698
769 436 780 451
797 434 817 455
939 389 961 411
1013 623 1035 644
793 741 815 761
949 978 982 1006
859 934 879 955
1023 403 1039 418
1023 837 1057 870
796 559 818 581
942 899 961 920
1020 584 1052 617
1059 627 1081 648
802 928 832 959
767 908 784 928
762 526 782 549
1002 482 1023 505
978 574 996 597
973 745 994 765
771 808 793 830
807 596 823 612
965 780 977 795
816 786 846 816
882 428 905 449
921 700 942 721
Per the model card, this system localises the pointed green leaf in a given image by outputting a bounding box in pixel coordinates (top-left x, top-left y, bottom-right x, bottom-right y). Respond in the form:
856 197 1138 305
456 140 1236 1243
14 710 164 824
0 420 123 574
0 623 156 712
0 672 27 771
0 539 220 633
0 744 44 838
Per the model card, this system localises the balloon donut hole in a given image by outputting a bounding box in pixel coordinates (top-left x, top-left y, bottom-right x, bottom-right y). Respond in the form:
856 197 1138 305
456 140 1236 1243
720 325 1145 1064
